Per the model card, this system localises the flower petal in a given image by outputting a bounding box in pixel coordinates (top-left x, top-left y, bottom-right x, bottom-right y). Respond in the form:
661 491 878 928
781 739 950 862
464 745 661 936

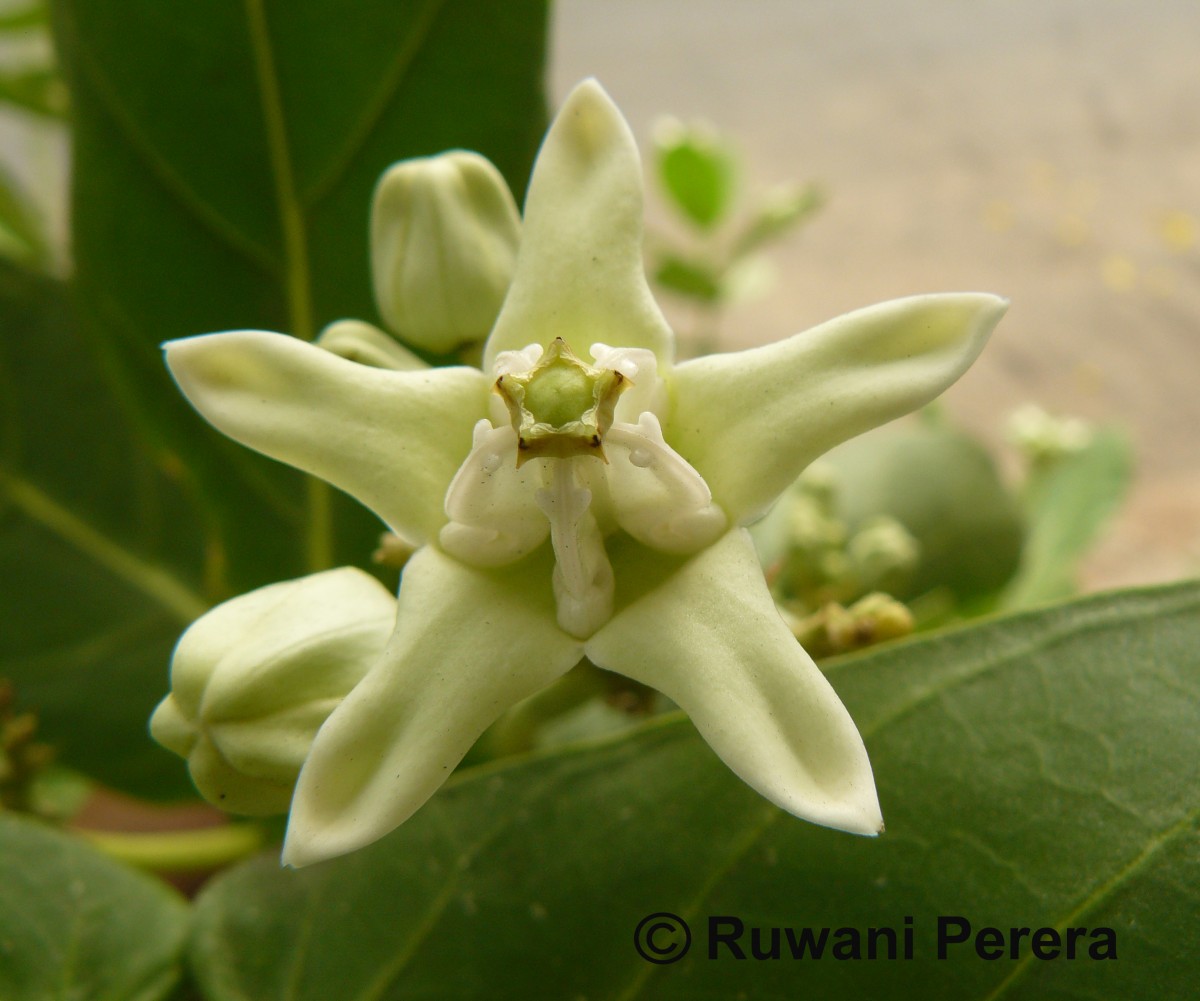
484 79 674 369
282 544 583 867
165 330 490 543
668 293 1008 525
586 528 882 836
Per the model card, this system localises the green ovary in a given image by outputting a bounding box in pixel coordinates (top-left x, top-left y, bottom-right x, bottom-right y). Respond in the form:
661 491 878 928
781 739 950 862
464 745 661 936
523 362 596 428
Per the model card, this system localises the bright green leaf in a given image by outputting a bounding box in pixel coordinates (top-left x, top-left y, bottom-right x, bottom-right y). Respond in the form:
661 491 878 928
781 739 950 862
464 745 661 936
0 3 48 32
190 581 1200 999
1001 428 1133 609
0 813 189 1001
655 120 736 230
0 165 47 265
653 252 723 303
0 66 69 118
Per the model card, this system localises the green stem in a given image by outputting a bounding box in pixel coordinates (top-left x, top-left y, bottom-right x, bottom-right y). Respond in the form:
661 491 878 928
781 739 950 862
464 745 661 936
81 822 265 873
305 476 334 571
244 0 314 342
244 0 335 570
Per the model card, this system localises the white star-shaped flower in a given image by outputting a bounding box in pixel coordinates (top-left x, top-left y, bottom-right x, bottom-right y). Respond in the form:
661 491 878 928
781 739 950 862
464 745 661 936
163 80 1006 867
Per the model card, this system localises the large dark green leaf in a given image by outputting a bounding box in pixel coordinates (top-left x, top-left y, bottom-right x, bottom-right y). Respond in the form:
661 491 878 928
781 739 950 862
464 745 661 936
0 813 189 1001
0 262 204 796
190 581 1200 999
52 0 549 591
10 1 546 795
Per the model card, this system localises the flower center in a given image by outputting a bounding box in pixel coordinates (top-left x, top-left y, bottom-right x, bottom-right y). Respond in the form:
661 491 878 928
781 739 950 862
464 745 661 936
441 340 727 637
494 337 626 463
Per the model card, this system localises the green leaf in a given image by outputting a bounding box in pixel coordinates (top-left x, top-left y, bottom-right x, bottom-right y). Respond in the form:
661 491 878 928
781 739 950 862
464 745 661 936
0 813 189 1001
732 181 824 257
52 0 549 591
1001 429 1133 609
0 164 48 265
655 121 736 230
0 2 48 32
0 66 69 118
14 1 546 796
652 252 723 303
190 581 1200 999
0 261 207 797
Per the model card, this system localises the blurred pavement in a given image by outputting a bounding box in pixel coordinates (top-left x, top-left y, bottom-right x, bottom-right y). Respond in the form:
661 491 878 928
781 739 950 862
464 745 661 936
552 0 1200 590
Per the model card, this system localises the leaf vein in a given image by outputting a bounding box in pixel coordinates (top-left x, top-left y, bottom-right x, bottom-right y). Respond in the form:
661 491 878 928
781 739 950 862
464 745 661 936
241 0 333 572
847 591 1200 742
55 1 278 274
613 802 780 1001
303 0 448 208
979 803 1200 1001
0 470 207 623
357 772 564 1001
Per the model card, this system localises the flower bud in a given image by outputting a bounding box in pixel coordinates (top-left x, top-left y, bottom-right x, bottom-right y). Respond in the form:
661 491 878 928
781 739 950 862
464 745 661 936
1006 403 1093 465
150 568 396 815
371 151 520 353
316 319 426 371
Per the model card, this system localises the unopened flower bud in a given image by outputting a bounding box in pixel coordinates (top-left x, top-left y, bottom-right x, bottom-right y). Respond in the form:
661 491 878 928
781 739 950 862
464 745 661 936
1006 403 1093 465
847 515 920 590
316 319 426 371
371 151 520 353
149 568 396 815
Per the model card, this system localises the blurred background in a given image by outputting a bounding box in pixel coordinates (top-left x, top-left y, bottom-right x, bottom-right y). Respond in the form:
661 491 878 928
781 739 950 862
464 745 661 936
0 0 1196 594
550 0 1200 591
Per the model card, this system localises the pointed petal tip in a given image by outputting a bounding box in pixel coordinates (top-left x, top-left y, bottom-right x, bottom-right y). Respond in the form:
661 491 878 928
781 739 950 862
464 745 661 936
552 77 633 162
562 76 614 110
162 330 274 385
973 290 1010 325
279 836 315 870
280 818 359 869
787 783 884 839
960 291 1010 353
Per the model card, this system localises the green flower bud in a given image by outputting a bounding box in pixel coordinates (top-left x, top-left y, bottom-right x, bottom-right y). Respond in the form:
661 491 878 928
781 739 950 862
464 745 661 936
847 515 920 591
1006 403 1093 465
149 568 396 815
371 151 520 353
316 319 427 371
